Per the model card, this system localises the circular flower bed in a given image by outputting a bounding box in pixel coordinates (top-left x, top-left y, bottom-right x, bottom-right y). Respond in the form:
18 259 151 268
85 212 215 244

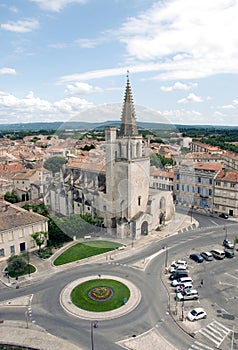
88 286 114 301
70 278 130 312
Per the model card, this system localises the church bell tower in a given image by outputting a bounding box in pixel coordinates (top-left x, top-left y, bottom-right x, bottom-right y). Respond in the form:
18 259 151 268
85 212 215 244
105 73 150 235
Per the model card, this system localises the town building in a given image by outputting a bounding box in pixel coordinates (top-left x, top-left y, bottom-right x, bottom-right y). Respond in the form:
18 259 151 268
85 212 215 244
213 170 238 217
0 200 48 260
190 141 222 154
173 162 224 212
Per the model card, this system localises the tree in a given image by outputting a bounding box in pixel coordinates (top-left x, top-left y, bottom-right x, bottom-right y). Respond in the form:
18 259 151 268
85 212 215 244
4 190 20 203
43 156 67 174
7 254 27 277
31 231 48 251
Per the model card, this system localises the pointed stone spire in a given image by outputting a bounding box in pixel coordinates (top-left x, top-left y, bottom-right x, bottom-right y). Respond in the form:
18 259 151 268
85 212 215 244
119 71 138 137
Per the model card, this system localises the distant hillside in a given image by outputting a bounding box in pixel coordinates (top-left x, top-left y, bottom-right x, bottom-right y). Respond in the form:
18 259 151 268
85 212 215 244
0 121 237 133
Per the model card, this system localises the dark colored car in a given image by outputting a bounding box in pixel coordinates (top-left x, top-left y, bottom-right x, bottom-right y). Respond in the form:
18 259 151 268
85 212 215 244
189 253 204 263
169 270 189 280
219 213 229 219
223 239 234 249
225 249 234 258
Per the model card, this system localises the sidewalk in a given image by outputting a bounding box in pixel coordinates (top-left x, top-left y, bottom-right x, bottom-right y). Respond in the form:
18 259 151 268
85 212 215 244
0 212 198 350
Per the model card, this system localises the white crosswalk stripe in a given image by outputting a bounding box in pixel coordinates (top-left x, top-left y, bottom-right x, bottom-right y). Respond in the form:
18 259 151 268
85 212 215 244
188 340 215 350
196 320 231 348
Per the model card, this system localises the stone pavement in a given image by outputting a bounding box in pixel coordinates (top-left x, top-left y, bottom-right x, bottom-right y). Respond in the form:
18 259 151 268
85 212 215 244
0 212 198 350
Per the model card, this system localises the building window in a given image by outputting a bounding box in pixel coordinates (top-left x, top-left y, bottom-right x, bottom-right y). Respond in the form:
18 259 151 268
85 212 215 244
209 179 213 185
209 189 213 196
138 196 141 206
10 245 15 254
216 181 221 186
19 230 24 238
0 248 4 257
176 174 180 180
8 231 13 241
231 183 236 188
198 177 201 183
103 205 107 211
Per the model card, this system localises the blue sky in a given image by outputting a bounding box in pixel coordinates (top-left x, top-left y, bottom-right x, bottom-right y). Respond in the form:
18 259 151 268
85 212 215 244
1 0 238 126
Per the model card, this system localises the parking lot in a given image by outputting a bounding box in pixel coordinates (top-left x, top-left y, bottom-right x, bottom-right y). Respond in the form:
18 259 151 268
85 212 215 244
164 244 237 348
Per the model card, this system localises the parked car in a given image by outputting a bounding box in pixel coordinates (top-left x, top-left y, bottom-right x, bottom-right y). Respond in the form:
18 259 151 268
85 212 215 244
175 282 193 293
189 253 204 263
169 264 187 273
171 276 193 287
210 249 225 260
200 251 213 261
176 289 199 301
219 213 229 219
223 239 234 249
169 270 189 280
224 249 234 258
169 260 187 268
187 307 207 321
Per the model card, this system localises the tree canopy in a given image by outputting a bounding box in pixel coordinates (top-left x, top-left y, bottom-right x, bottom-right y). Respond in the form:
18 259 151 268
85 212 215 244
43 156 67 174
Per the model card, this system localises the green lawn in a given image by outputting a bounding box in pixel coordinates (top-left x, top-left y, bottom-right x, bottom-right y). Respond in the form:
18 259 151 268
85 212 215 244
53 240 123 266
71 278 130 312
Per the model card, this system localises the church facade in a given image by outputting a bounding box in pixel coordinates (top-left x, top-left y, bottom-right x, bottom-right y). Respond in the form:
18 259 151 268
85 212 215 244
45 77 175 240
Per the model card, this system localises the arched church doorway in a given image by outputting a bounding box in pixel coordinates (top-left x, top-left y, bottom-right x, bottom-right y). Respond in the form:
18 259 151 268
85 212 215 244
141 221 148 235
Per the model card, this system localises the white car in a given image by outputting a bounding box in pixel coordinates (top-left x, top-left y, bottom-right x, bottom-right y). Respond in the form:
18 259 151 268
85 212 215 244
169 264 187 273
175 282 193 293
171 276 193 287
187 308 207 321
169 260 188 272
176 289 199 301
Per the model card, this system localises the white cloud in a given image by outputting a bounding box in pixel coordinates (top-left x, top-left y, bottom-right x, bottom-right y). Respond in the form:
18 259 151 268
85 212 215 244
178 93 203 104
115 0 238 80
233 99 238 105
0 68 16 75
160 82 197 92
9 6 19 13
221 104 235 109
65 82 102 95
1 19 39 33
30 0 87 12
0 90 93 123
75 38 101 49
214 111 225 117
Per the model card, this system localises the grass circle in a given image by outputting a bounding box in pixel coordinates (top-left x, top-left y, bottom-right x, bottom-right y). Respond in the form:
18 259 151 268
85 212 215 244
71 278 130 312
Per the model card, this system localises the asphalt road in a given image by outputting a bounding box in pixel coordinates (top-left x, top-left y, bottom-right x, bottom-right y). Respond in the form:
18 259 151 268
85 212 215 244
0 214 237 350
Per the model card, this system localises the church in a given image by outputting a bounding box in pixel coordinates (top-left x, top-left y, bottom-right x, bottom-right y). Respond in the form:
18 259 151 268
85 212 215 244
46 76 175 240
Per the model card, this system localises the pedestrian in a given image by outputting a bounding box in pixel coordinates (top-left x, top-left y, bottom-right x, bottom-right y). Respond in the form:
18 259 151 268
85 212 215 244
200 279 204 287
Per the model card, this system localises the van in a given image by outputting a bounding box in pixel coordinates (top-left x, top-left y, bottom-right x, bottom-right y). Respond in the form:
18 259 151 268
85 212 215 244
169 270 188 280
171 276 193 287
210 249 225 260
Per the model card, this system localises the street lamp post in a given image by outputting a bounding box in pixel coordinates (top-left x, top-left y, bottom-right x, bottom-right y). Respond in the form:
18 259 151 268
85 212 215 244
25 310 29 329
27 251 30 277
164 245 169 273
224 225 228 241
91 321 98 350
190 205 194 223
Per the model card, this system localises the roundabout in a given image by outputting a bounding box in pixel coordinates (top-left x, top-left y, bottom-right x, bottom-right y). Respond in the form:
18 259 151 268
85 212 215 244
60 275 141 320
